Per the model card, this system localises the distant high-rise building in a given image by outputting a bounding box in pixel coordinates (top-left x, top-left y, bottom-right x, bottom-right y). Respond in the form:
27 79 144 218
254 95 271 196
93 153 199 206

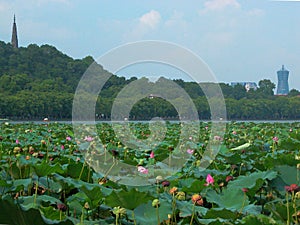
11 14 18 48
276 65 289 95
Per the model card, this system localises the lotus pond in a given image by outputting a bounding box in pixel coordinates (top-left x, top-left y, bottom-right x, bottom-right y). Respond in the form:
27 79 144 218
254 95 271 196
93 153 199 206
0 121 299 225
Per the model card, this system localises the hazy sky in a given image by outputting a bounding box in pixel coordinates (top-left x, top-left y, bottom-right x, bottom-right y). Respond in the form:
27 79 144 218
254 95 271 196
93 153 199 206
0 0 300 90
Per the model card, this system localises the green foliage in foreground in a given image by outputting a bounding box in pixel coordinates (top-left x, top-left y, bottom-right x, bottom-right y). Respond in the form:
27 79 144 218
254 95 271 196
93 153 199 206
0 121 299 225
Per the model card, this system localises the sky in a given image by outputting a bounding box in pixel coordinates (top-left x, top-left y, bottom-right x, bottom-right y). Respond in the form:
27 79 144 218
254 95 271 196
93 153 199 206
1 0 300 90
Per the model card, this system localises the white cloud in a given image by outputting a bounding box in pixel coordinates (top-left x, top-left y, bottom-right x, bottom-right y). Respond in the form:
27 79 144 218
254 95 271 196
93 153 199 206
123 10 161 41
139 10 161 29
201 0 240 13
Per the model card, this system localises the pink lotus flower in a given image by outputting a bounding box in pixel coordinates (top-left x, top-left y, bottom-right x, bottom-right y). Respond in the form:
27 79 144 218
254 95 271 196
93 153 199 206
272 136 279 142
232 131 237 135
189 136 193 140
204 174 214 186
242 188 249 193
138 166 149 174
15 139 19 144
84 136 94 142
226 175 233 183
66 136 72 141
187 149 194 154
150 151 155 158
213 136 223 141
61 145 65 150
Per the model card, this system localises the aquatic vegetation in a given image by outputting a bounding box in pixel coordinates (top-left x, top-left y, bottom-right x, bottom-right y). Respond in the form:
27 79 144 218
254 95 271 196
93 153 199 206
0 121 299 225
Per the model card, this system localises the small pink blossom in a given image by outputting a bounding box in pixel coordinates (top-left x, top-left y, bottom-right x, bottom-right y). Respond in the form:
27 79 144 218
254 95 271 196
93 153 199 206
187 149 194 154
289 128 293 132
189 136 193 140
61 145 65 150
84 136 94 142
272 136 279 142
242 188 249 193
232 131 237 135
137 166 149 174
204 174 214 186
150 151 155 159
205 126 209 130
66 136 72 141
213 136 223 141
15 139 19 144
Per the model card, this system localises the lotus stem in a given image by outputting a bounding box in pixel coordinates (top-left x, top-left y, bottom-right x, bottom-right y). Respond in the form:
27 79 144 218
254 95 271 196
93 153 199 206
34 178 39 206
286 192 290 225
156 204 160 225
132 211 137 225
239 192 246 215
189 203 195 225
78 161 85 180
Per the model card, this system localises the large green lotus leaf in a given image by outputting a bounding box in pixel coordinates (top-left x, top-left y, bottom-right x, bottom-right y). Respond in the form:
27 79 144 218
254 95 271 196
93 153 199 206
0 197 73 225
242 204 261 215
203 208 237 219
205 188 249 211
66 162 92 182
67 199 83 217
105 188 154 210
10 162 32 179
177 201 207 218
239 214 280 225
40 206 66 221
278 137 300 150
274 165 299 185
53 174 84 189
197 218 228 225
265 202 294 223
12 178 33 192
80 185 104 208
19 195 63 210
264 152 298 168
181 179 206 194
193 168 229 179
0 179 12 192
34 161 64 177
227 170 277 190
39 176 62 193
134 199 172 225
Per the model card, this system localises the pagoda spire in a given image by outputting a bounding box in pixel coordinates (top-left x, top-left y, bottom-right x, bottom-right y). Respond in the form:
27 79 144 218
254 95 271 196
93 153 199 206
11 14 18 48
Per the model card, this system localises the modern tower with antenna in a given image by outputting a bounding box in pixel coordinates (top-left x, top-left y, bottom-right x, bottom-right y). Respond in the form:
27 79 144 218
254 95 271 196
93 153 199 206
11 14 18 48
276 65 289 95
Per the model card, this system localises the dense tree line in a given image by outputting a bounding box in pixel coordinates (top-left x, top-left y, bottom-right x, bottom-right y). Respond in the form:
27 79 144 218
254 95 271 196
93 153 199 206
0 41 300 120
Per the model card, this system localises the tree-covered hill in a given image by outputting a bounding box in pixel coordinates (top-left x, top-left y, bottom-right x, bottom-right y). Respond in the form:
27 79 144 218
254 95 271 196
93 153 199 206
0 41 95 93
0 41 132 119
1 41 300 120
